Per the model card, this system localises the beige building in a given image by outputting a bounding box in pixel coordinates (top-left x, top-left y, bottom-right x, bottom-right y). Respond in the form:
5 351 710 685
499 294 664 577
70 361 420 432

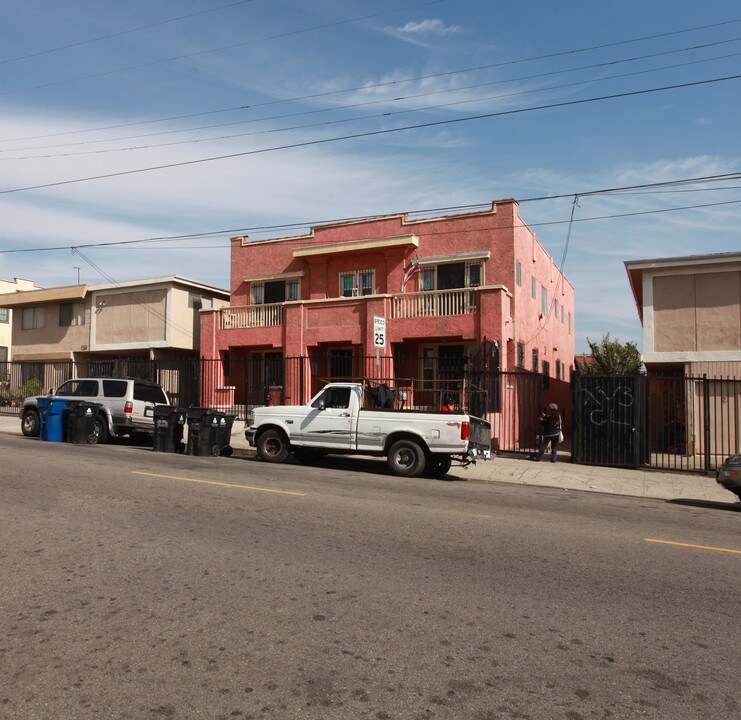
0 275 230 362
0 277 42 362
625 251 741 376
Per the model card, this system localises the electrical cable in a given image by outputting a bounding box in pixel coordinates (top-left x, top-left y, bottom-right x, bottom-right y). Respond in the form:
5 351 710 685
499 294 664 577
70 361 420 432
1 72 740 196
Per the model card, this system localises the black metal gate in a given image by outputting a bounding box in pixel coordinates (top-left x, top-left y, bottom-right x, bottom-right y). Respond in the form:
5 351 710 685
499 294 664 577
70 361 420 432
572 374 645 468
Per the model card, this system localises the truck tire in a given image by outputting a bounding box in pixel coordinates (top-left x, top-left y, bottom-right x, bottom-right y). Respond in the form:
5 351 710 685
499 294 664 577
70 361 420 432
21 408 40 437
424 454 452 478
387 439 426 478
257 429 289 463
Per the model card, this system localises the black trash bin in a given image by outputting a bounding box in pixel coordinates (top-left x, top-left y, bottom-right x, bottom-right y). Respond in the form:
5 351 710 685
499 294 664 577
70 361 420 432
186 408 235 457
153 405 186 453
64 400 102 444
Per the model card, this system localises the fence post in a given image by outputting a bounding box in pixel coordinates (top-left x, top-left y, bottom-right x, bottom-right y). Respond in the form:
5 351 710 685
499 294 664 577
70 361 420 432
703 374 711 475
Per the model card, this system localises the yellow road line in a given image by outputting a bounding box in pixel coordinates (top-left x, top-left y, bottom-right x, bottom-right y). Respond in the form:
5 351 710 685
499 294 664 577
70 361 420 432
132 471 305 496
644 538 741 555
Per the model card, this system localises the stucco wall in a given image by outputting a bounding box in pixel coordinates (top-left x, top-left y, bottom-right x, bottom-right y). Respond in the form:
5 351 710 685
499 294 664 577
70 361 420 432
10 301 91 360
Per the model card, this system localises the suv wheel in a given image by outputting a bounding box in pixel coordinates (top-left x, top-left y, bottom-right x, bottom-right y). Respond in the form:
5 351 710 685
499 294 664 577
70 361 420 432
21 408 40 437
91 415 109 444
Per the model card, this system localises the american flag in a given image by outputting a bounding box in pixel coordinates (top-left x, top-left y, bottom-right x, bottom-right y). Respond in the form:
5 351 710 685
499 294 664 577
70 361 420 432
400 258 420 292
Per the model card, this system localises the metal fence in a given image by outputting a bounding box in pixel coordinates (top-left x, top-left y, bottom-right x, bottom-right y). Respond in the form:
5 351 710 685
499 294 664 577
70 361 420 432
572 373 741 472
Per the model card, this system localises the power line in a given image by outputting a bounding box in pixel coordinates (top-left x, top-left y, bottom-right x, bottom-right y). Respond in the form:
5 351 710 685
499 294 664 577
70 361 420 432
0 0 446 98
3 18 740 144
2 176 739 255
1 73 740 196
4 42 740 159
0 1 257 66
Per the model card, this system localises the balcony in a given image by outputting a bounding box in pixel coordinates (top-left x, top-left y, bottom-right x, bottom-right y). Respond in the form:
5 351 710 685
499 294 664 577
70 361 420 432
220 289 478 331
391 288 477 319
221 303 283 329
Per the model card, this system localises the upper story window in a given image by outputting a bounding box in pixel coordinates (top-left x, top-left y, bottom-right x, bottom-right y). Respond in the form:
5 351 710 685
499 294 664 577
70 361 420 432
568 312 572 335
188 294 213 310
516 342 525 368
531 276 536 300
420 261 483 292
340 270 374 297
541 286 548 316
0 308 8 324
554 298 559 319
22 306 45 330
251 278 300 305
532 348 539 372
516 260 522 287
59 302 85 327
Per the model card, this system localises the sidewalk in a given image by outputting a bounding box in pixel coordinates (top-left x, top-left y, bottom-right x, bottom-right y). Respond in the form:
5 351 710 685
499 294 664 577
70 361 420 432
0 413 735 504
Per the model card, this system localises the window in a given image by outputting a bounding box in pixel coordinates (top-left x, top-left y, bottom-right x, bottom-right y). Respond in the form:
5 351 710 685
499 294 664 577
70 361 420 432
59 302 85 327
57 379 99 397
340 270 374 297
134 382 168 404
568 312 572 335
555 359 562 380
532 348 539 373
542 360 550 388
0 308 8 324
312 386 352 410
22 307 45 330
531 276 536 300
189 295 214 310
561 306 564 323
516 342 525 368
103 380 128 398
541 287 548 316
420 261 483 291
251 279 300 304
516 260 522 287
554 298 559 319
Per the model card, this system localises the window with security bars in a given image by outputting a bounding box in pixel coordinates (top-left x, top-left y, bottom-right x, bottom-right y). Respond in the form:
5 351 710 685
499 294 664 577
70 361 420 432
419 261 483 291
532 348 539 373
340 270 374 297
516 342 525 368
251 279 300 304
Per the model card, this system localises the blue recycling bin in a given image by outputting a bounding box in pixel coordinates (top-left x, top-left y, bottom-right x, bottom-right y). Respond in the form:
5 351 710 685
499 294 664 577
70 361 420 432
38 396 69 442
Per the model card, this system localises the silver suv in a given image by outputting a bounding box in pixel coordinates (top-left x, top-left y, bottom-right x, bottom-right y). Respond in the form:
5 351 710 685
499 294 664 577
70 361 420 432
20 377 171 443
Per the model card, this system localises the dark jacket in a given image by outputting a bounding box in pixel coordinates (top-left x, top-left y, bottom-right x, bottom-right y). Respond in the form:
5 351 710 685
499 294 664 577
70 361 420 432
541 411 562 437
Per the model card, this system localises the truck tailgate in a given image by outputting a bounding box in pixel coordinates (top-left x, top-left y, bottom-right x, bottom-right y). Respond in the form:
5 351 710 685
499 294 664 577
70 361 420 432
468 416 491 451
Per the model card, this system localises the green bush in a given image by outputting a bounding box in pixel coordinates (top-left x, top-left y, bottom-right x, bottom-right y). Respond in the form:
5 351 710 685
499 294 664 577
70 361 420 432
20 378 45 398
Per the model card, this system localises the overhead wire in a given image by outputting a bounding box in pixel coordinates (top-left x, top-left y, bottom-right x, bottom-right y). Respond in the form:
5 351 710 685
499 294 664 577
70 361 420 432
3 20 740 145
4 42 741 160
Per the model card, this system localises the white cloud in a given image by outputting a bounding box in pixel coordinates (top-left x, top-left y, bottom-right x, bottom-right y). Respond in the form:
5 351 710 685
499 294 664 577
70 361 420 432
398 19 463 35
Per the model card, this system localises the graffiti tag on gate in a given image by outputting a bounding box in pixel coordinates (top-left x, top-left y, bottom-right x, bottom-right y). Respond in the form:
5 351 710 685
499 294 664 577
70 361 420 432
581 385 635 427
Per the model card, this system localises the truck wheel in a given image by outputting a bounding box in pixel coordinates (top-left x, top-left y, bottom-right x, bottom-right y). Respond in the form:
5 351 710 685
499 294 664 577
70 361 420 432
257 429 289 463
387 439 426 478
424 455 452 478
91 415 109 444
21 408 40 437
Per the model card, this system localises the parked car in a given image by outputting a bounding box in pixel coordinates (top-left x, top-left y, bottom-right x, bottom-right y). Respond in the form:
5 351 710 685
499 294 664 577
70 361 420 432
20 377 171 443
716 454 741 501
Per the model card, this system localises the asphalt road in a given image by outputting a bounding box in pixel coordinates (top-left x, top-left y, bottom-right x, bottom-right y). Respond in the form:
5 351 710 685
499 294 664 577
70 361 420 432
1 433 739 720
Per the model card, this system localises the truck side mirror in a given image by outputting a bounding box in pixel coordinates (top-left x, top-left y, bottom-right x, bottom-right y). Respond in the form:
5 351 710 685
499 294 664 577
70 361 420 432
318 400 326 411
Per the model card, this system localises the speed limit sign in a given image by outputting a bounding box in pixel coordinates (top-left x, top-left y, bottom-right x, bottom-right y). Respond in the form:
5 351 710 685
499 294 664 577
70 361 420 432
373 316 386 348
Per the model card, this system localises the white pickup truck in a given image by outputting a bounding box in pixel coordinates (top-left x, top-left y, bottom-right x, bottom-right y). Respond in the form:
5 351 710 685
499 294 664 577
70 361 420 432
245 382 492 478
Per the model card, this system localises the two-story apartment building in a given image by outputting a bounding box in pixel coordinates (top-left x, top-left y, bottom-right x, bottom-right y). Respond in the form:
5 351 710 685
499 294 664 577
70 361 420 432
0 277 41 362
200 199 575 418
625 251 741 465
0 275 230 364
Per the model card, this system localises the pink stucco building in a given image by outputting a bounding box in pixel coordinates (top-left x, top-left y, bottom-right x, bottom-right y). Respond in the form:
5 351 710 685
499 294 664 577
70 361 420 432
200 199 574 419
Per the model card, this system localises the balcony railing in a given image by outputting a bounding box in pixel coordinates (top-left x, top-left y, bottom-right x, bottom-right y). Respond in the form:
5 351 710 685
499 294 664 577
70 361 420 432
221 289 477 329
221 303 283 329
392 288 477 319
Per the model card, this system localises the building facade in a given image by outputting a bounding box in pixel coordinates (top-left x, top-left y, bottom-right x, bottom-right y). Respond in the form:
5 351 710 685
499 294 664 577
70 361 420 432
0 275 230 363
0 277 41 362
200 199 575 417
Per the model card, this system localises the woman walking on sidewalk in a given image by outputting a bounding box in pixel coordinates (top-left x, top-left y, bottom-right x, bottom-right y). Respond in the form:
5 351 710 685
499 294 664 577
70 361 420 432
532 403 562 463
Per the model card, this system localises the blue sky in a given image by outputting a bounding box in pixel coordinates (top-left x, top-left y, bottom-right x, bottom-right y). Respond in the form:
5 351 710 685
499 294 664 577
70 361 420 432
1 0 739 353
